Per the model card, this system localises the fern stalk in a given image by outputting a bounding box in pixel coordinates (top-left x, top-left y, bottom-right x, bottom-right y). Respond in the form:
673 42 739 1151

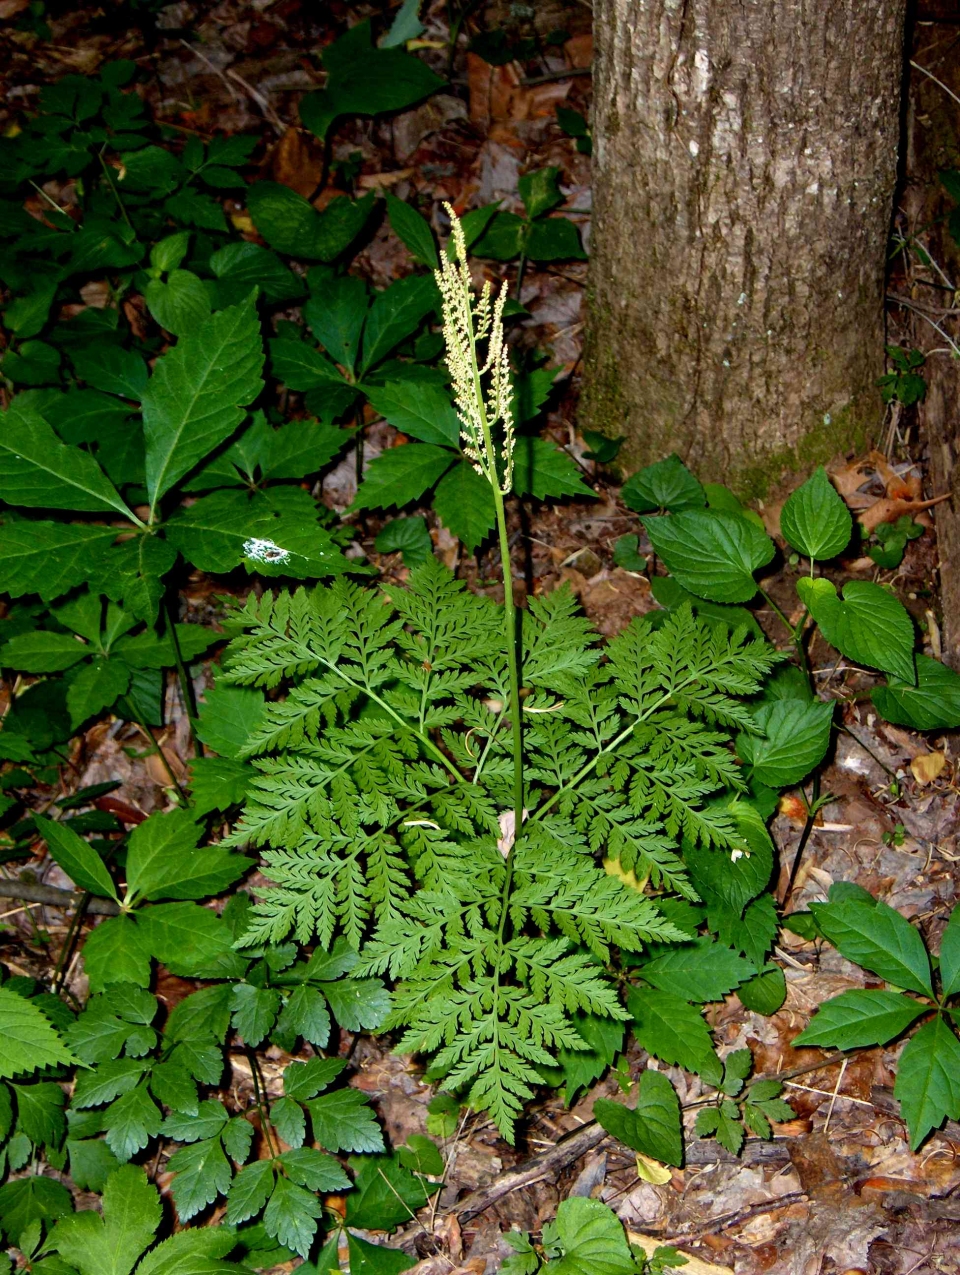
436 205 523 833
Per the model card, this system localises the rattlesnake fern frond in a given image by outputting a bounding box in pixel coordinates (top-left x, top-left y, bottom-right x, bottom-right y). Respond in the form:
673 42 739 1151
222 216 781 1139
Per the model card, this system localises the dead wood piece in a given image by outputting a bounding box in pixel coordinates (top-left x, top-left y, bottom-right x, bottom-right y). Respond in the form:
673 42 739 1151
0 879 119 915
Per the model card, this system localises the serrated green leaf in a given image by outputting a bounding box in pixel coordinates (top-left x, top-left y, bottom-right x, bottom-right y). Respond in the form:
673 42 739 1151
354 442 454 511
282 1056 348 1102
714 1100 744 1155
262 1175 322 1258
231 984 281 1047
894 1014 960 1149
779 467 852 560
0 631 89 673
793 989 925 1049
736 963 786 1015
797 577 915 684
67 1139 121 1193
196 684 266 760
347 1233 417 1274
34 815 118 899
166 486 350 580
50 1165 159 1275
321 977 391 1032
279 1147 350 1191
432 460 497 552
621 454 706 514
542 1196 636 1275
360 274 437 374
742 698 835 789
142 295 264 510
626 988 719 1081
0 522 117 604
643 510 775 603
306 1088 385 1153
593 1070 682 1166
638 937 754 1003
134 1228 240 1275
137 903 234 976
513 436 592 501
345 1152 433 1231
0 402 136 520
149 1060 198 1115
82 917 152 992
125 808 246 902
270 336 345 391
224 1159 275 1226
375 516 433 567
103 1084 163 1162
275 985 331 1048
0 1177 72 1245
70 344 147 401
0 988 76 1079
872 655 960 730
813 898 933 997
67 657 131 729
385 194 438 268
363 380 460 448
74 1059 148 1109
168 1137 232 1221
940 907 960 1000
303 275 367 374
189 756 255 816
12 1081 65 1147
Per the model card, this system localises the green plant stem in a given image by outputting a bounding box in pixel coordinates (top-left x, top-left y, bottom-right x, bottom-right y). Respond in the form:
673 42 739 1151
97 147 133 230
781 772 820 911
164 600 203 756
492 485 524 833
758 587 811 683
514 250 527 304
52 891 92 993
247 1049 279 1159
133 716 188 804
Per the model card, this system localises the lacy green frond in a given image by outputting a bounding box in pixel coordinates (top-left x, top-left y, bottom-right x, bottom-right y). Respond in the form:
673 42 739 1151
222 561 779 1140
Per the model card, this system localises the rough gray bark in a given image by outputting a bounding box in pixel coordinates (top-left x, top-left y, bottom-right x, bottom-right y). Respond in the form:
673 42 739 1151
904 24 960 670
582 0 909 494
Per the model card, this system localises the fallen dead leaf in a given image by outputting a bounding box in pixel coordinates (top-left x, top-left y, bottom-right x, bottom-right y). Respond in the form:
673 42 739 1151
910 751 947 786
856 492 949 533
779 794 808 824
268 126 323 197
635 1152 672 1184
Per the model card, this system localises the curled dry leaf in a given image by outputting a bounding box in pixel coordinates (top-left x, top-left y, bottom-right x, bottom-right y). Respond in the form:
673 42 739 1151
910 751 947 786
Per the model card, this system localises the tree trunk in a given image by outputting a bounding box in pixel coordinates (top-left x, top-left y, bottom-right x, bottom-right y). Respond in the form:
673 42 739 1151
581 0 909 495
904 16 960 669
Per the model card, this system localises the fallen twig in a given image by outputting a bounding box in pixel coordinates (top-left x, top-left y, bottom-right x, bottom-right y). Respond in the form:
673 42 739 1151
0 879 119 916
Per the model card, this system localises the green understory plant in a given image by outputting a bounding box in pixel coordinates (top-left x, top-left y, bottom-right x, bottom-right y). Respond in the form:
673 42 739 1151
502 1196 686 1274
790 884 960 1148
614 449 960 1149
217 211 782 1144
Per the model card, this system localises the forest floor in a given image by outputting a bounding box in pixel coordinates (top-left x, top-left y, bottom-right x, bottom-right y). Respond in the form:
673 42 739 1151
1 2 960 1273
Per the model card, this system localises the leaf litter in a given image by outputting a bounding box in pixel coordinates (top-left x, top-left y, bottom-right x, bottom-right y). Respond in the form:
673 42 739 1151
0 2 959 1273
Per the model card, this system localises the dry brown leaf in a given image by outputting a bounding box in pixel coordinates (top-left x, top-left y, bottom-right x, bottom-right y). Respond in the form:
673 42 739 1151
268 127 323 197
910 751 947 786
0 0 30 17
779 793 808 824
856 492 949 533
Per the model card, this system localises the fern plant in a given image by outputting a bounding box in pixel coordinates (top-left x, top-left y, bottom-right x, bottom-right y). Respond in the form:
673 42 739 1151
219 212 782 1140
